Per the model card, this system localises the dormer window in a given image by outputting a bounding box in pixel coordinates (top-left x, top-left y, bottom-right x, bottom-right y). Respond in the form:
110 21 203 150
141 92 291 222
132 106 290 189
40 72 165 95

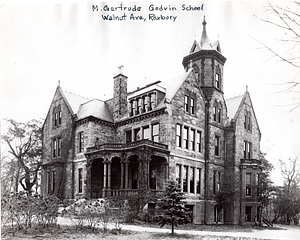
129 91 157 116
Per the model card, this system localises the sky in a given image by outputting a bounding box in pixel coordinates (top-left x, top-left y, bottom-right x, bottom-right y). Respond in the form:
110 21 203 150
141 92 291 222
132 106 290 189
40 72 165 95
1 1 299 185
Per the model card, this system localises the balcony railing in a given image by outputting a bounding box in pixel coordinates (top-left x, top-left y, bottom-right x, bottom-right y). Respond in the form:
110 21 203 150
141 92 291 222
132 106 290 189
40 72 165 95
94 189 165 198
86 139 168 153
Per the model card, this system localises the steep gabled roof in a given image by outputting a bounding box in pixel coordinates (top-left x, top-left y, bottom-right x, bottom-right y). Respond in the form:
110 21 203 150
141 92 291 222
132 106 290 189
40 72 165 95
226 91 261 135
159 68 193 102
226 94 244 120
77 99 113 122
61 90 90 115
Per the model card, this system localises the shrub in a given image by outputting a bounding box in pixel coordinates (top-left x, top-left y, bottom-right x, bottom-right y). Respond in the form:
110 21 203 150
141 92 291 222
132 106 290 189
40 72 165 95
1 192 60 235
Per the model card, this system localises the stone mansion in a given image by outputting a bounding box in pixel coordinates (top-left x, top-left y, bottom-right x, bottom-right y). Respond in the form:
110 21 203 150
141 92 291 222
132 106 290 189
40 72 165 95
41 18 263 225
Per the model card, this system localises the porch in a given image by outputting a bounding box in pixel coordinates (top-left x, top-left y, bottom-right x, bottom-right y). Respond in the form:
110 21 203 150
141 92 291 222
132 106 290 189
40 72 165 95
84 139 170 199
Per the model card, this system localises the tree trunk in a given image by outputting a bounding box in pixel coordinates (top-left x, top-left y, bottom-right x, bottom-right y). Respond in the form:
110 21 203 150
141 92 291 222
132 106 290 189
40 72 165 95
171 221 174 234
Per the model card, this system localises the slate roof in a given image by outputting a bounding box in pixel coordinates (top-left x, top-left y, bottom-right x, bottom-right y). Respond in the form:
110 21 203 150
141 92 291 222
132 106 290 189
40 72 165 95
225 94 244 120
61 89 113 122
62 91 90 115
159 68 193 102
77 99 113 122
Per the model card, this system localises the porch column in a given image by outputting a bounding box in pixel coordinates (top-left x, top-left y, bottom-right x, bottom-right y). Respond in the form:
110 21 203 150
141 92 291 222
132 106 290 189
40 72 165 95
103 160 107 197
125 160 129 189
107 158 112 196
120 162 124 190
85 158 93 199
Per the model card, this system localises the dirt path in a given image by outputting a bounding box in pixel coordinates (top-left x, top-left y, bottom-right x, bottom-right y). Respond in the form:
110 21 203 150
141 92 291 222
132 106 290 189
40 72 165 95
57 217 300 240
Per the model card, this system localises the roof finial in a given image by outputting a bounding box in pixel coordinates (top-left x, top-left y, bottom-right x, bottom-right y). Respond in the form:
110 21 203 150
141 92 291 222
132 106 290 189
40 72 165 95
58 80 60 87
200 16 210 49
246 85 248 92
118 65 124 74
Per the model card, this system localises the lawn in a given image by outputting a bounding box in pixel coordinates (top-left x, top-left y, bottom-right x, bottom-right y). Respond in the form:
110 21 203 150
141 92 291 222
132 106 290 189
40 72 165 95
1 223 273 240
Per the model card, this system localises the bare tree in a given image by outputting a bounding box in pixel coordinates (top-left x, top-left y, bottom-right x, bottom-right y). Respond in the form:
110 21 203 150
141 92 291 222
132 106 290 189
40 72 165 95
279 155 300 192
256 1 300 110
2 119 43 194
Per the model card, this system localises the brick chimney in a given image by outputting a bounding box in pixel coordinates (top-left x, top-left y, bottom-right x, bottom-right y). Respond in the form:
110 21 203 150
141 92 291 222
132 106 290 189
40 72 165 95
113 66 128 120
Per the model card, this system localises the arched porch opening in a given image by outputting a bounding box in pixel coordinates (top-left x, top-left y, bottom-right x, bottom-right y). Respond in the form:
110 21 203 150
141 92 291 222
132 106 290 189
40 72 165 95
128 155 139 189
91 158 103 198
111 156 121 190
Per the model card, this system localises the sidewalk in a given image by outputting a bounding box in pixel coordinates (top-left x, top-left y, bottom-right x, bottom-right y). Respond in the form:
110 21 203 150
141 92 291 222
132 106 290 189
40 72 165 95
57 217 300 240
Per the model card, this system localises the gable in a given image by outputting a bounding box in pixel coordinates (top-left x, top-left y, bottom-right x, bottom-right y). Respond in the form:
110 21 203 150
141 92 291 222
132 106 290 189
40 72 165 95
227 92 261 136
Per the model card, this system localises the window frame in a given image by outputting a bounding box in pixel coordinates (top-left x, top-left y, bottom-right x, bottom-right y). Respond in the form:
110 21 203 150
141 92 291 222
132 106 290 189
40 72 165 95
183 126 189 149
176 124 182 147
152 123 159 142
215 136 220 156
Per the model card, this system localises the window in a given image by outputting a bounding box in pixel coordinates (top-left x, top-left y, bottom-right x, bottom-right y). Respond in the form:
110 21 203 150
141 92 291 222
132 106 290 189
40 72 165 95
52 139 57 158
215 73 220 89
136 98 141 114
143 126 150 140
125 130 132 143
54 112 58 127
196 168 201 194
176 124 182 147
184 95 189 113
244 110 252 131
176 164 181 185
243 141 252 159
183 127 189 149
53 137 61 158
183 166 188 192
53 107 62 127
149 93 156 111
217 108 221 123
142 96 147 113
213 106 217 121
246 173 252 196
79 132 84 153
58 111 62 125
196 131 202 152
213 102 222 123
184 91 196 115
152 123 159 142
190 167 194 193
130 101 134 116
134 128 141 141
78 168 83 193
215 136 220 156
190 98 195 114
57 138 61 157
47 171 55 194
190 129 195 151
213 170 220 194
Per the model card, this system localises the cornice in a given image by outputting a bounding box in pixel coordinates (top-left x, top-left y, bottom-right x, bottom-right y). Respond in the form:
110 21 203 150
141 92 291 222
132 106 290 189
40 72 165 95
182 50 227 66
